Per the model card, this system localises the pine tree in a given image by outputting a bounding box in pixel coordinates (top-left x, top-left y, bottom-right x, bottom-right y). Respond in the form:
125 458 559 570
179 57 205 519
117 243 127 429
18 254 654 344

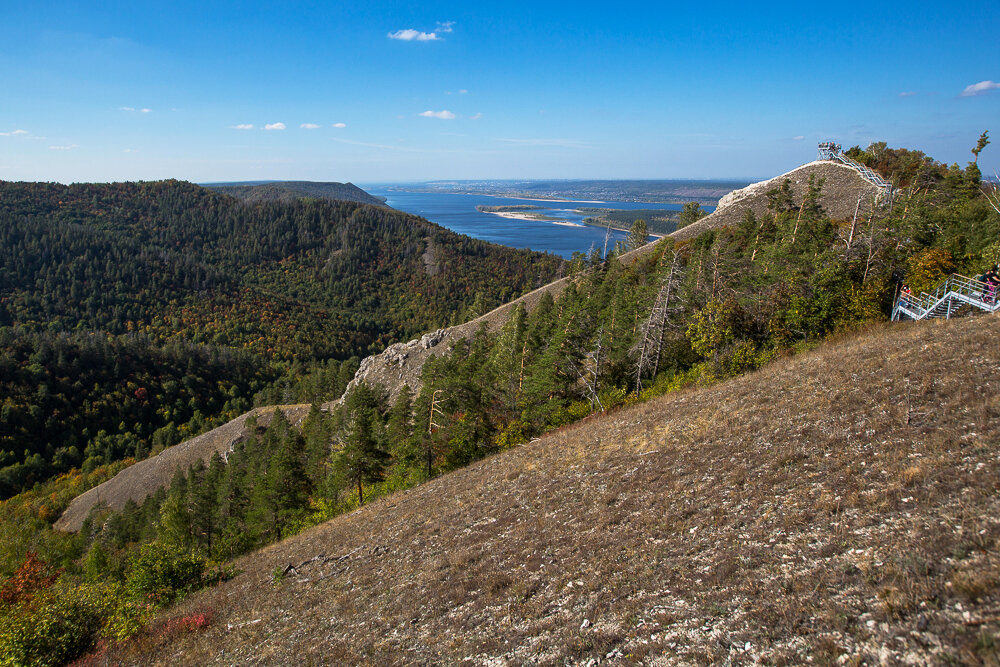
334 384 388 505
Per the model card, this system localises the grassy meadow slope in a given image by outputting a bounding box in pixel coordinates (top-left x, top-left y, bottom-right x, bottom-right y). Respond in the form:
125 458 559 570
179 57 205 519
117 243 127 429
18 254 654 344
121 314 999 666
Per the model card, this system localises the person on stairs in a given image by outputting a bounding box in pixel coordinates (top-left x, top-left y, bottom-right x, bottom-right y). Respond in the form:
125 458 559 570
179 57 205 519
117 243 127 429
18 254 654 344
983 265 999 304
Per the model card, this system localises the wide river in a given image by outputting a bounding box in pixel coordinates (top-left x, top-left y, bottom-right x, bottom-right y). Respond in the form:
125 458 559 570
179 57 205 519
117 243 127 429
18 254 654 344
365 188 714 259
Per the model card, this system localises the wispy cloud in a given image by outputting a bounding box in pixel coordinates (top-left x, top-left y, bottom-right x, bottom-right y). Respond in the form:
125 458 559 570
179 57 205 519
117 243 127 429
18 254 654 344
233 124 254 130
0 129 29 136
388 21 454 41
49 144 78 150
898 91 918 97
120 106 152 113
332 122 347 128
122 148 137 153
961 80 1000 97
300 123 320 129
792 135 805 141
388 28 439 41
470 113 483 120
496 137 588 148
419 110 456 120
264 122 286 130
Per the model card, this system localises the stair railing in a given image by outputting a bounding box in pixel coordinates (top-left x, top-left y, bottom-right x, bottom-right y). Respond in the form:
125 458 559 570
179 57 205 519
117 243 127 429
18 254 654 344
892 274 1000 321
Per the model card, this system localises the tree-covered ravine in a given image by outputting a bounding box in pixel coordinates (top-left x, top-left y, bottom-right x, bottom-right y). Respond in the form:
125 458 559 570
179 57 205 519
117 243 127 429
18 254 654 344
2 139 999 664
0 180 564 499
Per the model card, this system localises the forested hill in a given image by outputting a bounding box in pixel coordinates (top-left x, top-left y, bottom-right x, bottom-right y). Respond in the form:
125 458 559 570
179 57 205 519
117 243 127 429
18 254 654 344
0 180 562 360
205 181 385 206
0 179 563 496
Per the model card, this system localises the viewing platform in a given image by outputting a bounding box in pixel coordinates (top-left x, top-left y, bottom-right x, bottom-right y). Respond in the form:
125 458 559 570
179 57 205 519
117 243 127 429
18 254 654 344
818 141 894 200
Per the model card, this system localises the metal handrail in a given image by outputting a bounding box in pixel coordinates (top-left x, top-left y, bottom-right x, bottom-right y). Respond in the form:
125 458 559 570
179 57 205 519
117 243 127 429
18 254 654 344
828 152 893 192
892 274 999 321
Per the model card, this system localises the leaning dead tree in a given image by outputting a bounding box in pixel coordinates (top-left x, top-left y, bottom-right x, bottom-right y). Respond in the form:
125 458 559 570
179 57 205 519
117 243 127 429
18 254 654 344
633 251 685 392
984 176 1000 215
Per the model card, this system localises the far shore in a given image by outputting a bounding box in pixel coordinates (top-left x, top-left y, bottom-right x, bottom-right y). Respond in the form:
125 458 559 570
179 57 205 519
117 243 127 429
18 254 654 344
485 194 607 204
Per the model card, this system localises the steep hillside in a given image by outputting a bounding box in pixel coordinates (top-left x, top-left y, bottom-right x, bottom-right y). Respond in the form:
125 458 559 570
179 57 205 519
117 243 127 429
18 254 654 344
55 158 883 528
205 181 386 206
114 314 999 665
670 161 880 241
1 180 564 493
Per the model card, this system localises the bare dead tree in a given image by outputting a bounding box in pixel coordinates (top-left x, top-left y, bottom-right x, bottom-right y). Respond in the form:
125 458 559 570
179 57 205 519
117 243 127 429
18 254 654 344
633 251 685 392
564 324 605 411
984 175 1000 215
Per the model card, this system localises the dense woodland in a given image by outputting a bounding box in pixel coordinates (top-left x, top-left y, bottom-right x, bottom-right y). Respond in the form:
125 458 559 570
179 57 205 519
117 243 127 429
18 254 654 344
0 180 563 499
1 139 998 664
205 181 386 207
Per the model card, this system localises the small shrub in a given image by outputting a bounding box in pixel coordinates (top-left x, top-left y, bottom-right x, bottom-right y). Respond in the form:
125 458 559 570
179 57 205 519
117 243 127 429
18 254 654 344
124 542 206 606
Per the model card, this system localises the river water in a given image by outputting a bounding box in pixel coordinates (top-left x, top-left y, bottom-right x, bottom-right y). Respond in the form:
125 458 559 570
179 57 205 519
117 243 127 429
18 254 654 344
365 188 711 259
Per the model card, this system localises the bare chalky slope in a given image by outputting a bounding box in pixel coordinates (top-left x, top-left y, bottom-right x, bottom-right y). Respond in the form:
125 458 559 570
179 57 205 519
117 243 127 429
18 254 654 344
53 405 312 532
123 315 999 666
670 161 880 241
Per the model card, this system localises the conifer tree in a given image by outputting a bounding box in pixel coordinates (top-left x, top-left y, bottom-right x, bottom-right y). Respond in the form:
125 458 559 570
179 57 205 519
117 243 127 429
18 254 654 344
334 384 388 505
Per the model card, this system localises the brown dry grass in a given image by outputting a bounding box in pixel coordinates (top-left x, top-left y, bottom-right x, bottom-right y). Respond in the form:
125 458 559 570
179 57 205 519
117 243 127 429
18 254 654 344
102 315 1000 665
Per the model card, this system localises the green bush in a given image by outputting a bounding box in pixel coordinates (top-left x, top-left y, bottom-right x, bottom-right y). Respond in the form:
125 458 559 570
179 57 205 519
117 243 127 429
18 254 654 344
0 583 112 667
124 542 206 606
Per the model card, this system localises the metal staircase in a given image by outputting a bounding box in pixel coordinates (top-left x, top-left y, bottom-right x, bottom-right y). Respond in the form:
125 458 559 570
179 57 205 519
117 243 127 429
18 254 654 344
817 142 894 200
892 274 1000 321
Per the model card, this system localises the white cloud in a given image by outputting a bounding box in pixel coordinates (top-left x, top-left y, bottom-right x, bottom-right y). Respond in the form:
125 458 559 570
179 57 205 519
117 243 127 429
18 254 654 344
792 135 805 141
419 110 456 120
388 28 440 41
332 122 347 128
120 106 152 112
388 22 453 41
961 80 1000 97
49 144 78 150
120 106 135 111
140 108 152 113
0 129 29 136
898 91 918 97
458 89 467 94
264 122 286 130
122 148 137 153
470 113 483 120
300 123 320 129
233 124 254 130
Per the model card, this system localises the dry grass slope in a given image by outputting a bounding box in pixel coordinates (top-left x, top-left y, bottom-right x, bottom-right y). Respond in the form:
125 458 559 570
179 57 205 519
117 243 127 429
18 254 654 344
116 314 999 666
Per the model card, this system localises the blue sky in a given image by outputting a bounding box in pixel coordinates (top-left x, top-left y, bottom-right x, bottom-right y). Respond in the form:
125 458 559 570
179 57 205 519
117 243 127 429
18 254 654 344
1 1 998 183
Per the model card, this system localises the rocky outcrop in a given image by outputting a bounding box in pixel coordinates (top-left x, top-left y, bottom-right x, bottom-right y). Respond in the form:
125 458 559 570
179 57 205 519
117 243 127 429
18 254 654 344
670 160 880 241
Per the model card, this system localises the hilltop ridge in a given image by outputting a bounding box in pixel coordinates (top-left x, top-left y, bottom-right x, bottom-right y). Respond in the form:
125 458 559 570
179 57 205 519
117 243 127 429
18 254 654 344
205 181 386 206
671 160 881 240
